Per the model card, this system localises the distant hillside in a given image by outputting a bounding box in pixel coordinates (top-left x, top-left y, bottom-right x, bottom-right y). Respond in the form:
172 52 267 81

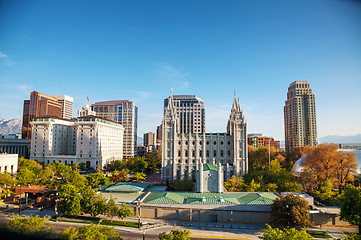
0 118 22 135
318 134 361 144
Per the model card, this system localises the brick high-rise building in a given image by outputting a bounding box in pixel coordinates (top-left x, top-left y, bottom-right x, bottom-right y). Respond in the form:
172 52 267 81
22 91 63 140
284 81 317 152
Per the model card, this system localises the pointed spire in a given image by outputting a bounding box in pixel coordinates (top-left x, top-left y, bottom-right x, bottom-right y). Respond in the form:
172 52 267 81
171 86 173 97
232 91 237 111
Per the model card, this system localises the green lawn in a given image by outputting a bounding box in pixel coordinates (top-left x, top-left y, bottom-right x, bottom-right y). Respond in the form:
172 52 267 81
307 230 332 238
100 220 141 228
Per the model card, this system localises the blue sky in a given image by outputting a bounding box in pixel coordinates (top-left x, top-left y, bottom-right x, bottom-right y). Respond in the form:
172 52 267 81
1 0 361 140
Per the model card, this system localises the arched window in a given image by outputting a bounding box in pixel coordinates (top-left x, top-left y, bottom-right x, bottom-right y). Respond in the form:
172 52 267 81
214 150 217 157
206 150 209 157
185 150 188 157
192 150 195 157
220 150 224 157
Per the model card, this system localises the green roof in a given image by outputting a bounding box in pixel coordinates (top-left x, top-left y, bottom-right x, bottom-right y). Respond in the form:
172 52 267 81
203 163 218 171
104 182 150 193
143 192 279 205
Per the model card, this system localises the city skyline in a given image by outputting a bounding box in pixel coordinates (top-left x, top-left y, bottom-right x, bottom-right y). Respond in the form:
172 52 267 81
1 0 361 141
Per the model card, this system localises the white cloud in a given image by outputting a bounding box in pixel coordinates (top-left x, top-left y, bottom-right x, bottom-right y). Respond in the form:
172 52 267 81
0 51 17 66
0 51 7 58
155 62 190 89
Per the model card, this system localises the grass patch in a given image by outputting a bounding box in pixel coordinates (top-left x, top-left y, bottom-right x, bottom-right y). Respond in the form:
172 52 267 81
62 215 101 221
307 230 332 238
100 220 141 228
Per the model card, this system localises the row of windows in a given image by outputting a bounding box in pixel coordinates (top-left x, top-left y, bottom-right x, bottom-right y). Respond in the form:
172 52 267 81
178 140 231 146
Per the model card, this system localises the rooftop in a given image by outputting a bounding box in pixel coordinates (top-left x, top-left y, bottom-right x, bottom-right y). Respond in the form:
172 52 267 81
104 182 150 193
142 192 279 205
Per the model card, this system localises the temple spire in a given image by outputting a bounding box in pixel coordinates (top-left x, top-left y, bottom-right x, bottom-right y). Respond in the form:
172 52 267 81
232 91 238 111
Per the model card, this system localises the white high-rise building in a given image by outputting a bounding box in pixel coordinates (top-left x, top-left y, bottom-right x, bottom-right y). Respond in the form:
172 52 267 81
91 100 138 159
51 95 74 119
78 105 96 117
161 92 248 192
30 114 124 169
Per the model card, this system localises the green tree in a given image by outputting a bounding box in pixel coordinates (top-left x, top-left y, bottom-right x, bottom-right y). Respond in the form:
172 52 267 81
169 175 194 192
80 186 107 217
5 215 53 237
60 223 121 240
0 171 16 187
159 229 191 240
269 194 311 228
50 161 72 177
133 172 146 182
106 197 119 223
224 175 246 192
117 203 134 223
87 173 112 188
127 157 148 173
0 188 14 199
259 224 312 240
145 152 161 174
61 194 82 215
340 186 361 234
16 167 36 185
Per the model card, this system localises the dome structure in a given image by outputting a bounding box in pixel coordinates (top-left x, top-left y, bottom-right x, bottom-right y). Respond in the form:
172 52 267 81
291 155 308 176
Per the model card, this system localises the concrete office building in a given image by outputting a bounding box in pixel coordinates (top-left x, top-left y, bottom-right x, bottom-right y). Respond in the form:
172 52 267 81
164 95 205 134
162 92 248 192
0 134 30 158
51 95 74 119
284 81 317 152
30 115 124 169
22 91 63 140
144 132 156 147
91 100 138 159
0 153 18 174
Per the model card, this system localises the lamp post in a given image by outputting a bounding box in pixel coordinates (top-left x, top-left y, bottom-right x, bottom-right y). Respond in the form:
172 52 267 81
286 204 289 228
190 209 192 226
230 211 233 228
18 184 21 215
55 192 59 222
137 198 141 228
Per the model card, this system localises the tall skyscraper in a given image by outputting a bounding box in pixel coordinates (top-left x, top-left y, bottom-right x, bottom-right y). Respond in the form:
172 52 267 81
163 95 205 134
51 95 74 119
91 100 138 159
22 91 63 140
284 81 317 152
144 132 156 147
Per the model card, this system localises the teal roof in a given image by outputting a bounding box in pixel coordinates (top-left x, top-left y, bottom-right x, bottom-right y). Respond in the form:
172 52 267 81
104 182 150 193
143 192 279 205
203 163 218 171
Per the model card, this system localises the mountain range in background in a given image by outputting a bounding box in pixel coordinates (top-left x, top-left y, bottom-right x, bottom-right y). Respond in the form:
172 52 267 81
0 117 22 135
0 117 360 145
318 134 361 144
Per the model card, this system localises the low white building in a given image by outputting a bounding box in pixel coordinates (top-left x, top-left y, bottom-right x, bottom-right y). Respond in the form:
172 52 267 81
30 115 124 169
0 153 18 175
